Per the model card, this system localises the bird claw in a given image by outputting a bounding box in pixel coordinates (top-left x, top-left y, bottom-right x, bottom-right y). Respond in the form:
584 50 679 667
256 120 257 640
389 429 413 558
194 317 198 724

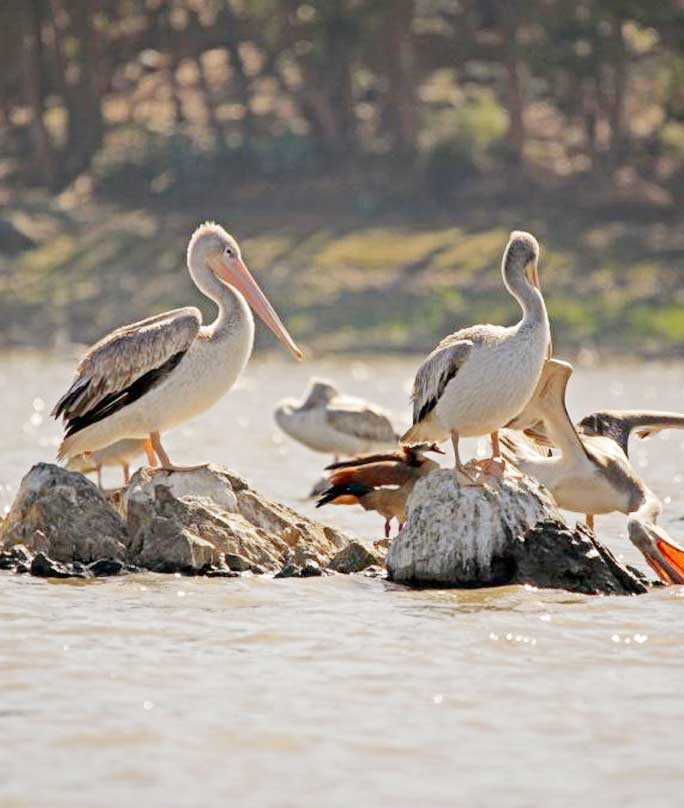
473 457 506 478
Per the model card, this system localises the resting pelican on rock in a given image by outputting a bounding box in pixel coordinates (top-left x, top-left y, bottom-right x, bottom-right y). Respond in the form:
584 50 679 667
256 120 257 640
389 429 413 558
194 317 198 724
67 438 147 488
502 359 684 584
53 222 302 470
275 379 398 463
402 231 550 481
316 443 444 537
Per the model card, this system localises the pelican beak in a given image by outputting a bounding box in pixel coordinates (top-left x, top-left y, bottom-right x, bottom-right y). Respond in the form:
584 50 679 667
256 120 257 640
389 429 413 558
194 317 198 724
211 255 303 360
653 532 684 585
527 261 541 290
636 524 684 585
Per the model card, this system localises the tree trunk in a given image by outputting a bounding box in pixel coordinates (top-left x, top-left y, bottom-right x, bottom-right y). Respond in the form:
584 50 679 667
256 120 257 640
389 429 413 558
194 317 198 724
607 15 627 169
498 2 526 163
22 0 56 186
383 0 417 155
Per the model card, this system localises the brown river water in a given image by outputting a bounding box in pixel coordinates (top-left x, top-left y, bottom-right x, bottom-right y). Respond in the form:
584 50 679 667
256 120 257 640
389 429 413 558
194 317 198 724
1 351 684 807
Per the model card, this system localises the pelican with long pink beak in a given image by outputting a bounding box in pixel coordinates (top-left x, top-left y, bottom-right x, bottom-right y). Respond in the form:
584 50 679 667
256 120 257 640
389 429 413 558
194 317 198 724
53 222 302 471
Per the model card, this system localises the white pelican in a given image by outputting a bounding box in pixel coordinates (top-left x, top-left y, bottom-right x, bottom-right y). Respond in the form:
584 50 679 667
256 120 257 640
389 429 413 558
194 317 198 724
274 379 398 462
53 222 302 470
402 231 550 480
66 438 147 488
316 443 444 537
502 359 684 584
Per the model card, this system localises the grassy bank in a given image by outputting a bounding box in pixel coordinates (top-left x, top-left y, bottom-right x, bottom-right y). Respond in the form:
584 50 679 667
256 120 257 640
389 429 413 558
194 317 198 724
2 180 683 358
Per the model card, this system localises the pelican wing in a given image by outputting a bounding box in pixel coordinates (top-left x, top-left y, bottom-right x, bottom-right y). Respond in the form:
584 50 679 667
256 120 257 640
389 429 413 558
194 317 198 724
410 338 473 424
52 307 201 437
325 401 397 445
578 410 684 457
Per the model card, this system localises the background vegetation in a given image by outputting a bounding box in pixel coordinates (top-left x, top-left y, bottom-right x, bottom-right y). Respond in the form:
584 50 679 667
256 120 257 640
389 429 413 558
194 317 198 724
2 0 684 355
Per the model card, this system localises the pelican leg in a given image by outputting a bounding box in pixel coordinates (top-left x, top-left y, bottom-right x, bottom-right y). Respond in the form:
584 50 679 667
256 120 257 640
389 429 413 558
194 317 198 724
123 463 130 486
144 439 157 467
586 514 595 531
473 432 506 478
451 431 480 485
149 431 209 473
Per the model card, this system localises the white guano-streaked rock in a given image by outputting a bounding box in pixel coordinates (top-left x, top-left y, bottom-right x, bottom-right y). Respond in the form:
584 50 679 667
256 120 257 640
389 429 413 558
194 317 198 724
387 468 648 594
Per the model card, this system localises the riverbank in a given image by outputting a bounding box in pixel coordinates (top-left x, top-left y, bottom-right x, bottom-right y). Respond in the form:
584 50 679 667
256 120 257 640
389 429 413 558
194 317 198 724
2 180 684 356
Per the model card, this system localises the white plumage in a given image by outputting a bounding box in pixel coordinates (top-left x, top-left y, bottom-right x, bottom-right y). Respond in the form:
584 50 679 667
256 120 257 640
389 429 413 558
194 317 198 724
403 231 550 476
274 379 398 458
53 222 301 470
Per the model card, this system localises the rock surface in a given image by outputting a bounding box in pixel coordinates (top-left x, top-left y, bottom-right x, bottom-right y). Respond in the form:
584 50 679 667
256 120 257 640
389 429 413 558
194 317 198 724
120 465 352 574
387 468 647 595
0 464 128 563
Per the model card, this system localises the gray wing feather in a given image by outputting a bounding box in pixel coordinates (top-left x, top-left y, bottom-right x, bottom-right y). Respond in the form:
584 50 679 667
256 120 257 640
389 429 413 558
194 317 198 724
52 307 201 420
578 409 684 457
325 405 398 444
411 338 473 423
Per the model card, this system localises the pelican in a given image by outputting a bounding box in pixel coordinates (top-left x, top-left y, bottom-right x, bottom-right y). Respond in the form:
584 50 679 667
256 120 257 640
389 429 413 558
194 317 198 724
53 223 302 470
402 231 550 481
316 443 444 537
274 379 398 462
67 438 147 488
502 359 684 584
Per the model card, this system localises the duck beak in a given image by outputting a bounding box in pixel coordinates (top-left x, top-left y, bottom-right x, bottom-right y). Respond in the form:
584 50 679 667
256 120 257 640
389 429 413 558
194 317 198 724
211 256 303 360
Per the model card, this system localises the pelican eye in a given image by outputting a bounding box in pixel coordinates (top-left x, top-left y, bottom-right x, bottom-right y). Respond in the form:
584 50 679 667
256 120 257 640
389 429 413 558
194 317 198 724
224 245 235 258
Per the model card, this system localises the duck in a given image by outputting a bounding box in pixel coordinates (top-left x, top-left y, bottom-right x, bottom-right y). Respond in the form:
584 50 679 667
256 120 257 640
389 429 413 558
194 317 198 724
66 438 149 488
274 379 398 463
316 443 444 537
52 223 302 471
501 359 684 584
402 231 550 482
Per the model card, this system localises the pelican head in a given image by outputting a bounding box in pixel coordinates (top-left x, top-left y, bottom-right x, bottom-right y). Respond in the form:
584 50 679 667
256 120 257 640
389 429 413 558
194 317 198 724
188 222 302 360
503 230 541 291
304 379 338 407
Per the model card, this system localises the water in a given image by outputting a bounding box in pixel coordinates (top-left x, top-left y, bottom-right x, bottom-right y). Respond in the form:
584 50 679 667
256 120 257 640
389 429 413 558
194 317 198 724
2 352 684 807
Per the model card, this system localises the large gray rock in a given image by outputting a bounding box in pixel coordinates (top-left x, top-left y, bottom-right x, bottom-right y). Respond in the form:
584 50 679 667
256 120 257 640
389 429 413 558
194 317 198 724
387 468 647 595
0 463 128 563
121 465 351 573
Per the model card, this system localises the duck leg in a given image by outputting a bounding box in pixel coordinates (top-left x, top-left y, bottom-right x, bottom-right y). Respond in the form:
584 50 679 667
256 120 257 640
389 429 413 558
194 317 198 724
384 518 391 539
150 431 209 473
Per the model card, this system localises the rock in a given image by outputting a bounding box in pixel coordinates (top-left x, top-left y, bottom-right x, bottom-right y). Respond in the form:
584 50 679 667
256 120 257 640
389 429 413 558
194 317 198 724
0 544 33 571
275 558 325 578
387 468 647 595
0 464 128 564
30 552 87 579
275 562 301 579
122 465 352 574
88 558 125 577
329 540 384 574
301 559 324 577
2 463 354 577
516 521 647 595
